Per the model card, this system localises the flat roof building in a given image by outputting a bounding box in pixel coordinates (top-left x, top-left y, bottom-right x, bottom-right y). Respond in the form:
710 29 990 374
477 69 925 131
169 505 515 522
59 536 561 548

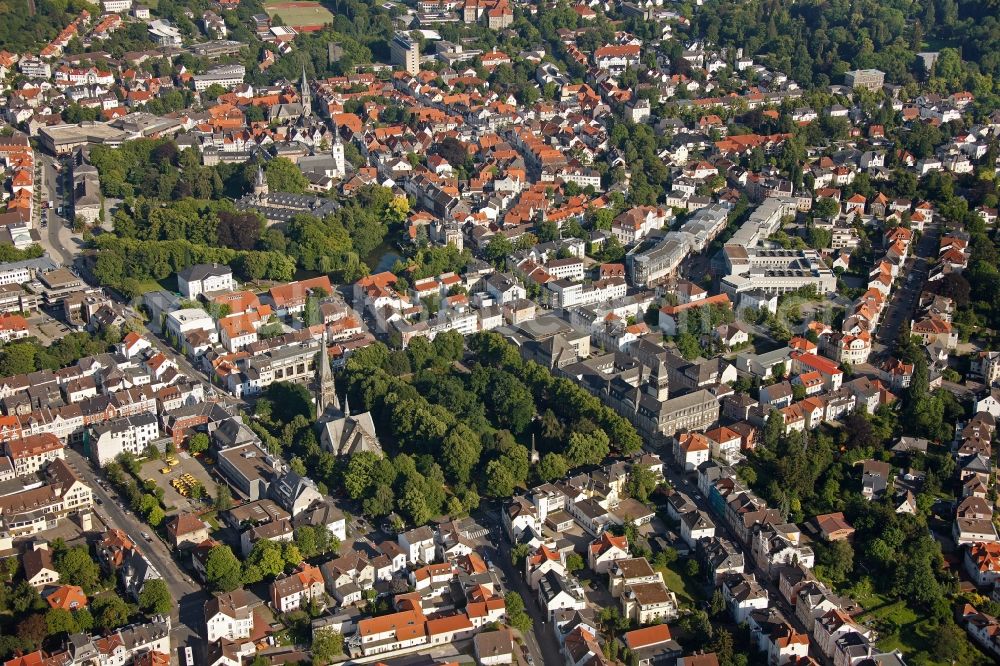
390 32 421 75
39 122 128 155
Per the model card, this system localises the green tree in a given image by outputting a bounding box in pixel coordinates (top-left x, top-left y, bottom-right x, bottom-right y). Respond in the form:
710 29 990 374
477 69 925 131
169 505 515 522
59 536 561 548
17 614 47 652
138 579 172 616
45 608 79 636
244 540 287 583
264 157 309 193
147 506 165 527
11 580 43 614
398 481 432 526
441 424 482 484
92 594 131 631
0 342 37 376
311 627 344 665
205 545 243 592
55 547 101 592
484 459 517 497
675 332 701 360
483 235 513 268
627 465 657 502
215 484 233 511
363 483 396 517
344 451 380 500
816 539 855 586
505 592 533 632
282 542 302 570
537 452 569 482
187 432 210 455
566 430 611 467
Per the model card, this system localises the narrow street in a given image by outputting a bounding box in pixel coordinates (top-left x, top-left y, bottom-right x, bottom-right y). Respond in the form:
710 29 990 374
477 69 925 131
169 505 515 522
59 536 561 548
872 224 939 358
493 539 564 666
476 504 560 666
659 454 817 653
36 153 77 267
139 320 246 409
63 448 208 655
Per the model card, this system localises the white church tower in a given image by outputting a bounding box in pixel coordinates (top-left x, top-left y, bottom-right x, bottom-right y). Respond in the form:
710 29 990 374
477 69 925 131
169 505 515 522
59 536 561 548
331 124 346 179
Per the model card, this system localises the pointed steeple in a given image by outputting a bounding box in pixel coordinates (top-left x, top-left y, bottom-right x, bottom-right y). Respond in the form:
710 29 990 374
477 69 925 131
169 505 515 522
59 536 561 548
316 329 338 420
300 65 312 118
253 163 268 197
343 392 350 418
331 121 345 179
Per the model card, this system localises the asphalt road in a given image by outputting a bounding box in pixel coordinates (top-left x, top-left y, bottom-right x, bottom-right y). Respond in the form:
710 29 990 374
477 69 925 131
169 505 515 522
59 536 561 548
64 448 208 659
138 320 246 409
37 154 76 267
659 455 815 652
872 225 939 358
491 538 563 666
473 504 558 666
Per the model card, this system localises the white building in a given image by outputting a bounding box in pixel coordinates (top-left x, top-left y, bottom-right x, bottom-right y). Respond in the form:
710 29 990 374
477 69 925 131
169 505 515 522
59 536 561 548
5 434 65 477
89 413 159 467
398 526 436 564
177 263 235 299
102 0 132 12
205 591 254 643
193 65 248 92
165 308 216 340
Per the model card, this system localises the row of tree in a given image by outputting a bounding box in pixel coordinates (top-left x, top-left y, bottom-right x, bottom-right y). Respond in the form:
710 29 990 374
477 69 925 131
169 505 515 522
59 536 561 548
201 526 339 594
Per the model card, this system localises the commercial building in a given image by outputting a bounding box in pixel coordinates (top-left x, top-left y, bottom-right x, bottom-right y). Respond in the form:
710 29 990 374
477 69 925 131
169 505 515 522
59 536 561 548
626 237 689 288
89 413 160 467
0 458 93 538
39 122 128 155
390 32 421 75
192 64 247 92
720 247 837 297
217 442 281 501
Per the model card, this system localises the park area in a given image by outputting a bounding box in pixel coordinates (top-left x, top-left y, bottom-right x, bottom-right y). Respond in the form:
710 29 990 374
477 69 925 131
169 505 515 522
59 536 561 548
263 0 333 30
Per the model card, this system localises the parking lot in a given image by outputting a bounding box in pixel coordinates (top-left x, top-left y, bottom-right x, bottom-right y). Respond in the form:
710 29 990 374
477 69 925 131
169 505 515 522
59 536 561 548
139 450 217 515
26 311 74 343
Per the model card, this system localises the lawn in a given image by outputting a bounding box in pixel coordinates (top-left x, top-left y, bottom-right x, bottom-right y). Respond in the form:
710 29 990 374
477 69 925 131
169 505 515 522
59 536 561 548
263 0 334 28
658 561 708 607
855 591 988 664
131 276 176 295
857 597 931 656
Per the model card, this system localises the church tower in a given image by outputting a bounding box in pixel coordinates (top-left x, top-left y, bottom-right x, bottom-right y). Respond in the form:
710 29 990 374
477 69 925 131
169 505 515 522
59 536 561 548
331 124 345 179
316 330 339 420
300 66 312 118
253 164 268 197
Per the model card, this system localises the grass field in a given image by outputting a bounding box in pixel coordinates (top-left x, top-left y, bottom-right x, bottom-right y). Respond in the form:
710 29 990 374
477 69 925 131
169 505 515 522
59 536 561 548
657 561 708 607
263 0 334 28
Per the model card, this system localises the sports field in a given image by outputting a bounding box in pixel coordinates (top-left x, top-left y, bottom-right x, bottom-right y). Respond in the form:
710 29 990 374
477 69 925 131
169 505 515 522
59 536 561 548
263 0 333 29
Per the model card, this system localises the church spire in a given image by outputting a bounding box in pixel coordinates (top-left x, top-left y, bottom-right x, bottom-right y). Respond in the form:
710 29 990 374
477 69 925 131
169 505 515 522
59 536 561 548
300 65 312 118
316 329 338 419
253 163 268 197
